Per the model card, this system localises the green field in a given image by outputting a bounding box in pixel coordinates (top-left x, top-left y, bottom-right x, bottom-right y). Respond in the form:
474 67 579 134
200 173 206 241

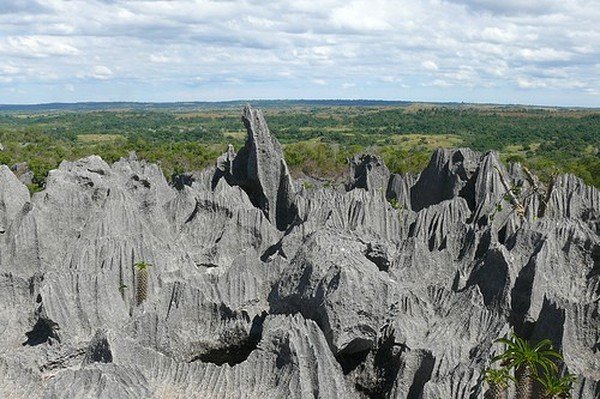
0 101 598 190
77 134 125 143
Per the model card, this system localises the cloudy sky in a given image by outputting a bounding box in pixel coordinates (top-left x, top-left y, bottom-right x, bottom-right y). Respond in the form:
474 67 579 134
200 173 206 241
0 0 599 106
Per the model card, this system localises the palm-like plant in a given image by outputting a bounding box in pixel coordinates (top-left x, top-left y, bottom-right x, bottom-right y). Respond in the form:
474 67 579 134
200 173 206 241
484 367 515 399
492 334 562 399
135 261 151 305
537 371 576 399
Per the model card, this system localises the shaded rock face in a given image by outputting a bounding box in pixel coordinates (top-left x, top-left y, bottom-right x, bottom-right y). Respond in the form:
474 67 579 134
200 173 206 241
0 107 598 399
11 162 34 186
411 148 481 212
216 105 297 231
347 154 390 193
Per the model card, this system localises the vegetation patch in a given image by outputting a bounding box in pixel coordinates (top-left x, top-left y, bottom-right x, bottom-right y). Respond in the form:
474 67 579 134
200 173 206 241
0 104 598 189
77 134 125 143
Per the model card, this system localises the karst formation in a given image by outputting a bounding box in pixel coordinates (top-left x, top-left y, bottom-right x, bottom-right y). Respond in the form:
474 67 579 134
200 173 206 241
0 105 598 398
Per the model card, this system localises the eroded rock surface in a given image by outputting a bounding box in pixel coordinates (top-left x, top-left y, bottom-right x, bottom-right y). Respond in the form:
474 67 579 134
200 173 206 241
0 106 598 398
215 105 297 231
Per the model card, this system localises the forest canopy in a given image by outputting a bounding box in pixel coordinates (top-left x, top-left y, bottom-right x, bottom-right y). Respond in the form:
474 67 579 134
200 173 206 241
0 102 598 190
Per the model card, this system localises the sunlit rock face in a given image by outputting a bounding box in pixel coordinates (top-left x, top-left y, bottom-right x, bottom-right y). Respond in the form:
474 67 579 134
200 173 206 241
0 106 598 399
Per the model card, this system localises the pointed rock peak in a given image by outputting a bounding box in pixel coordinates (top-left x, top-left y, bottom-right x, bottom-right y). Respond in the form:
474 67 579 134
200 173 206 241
472 151 514 215
11 162 34 185
411 148 482 211
242 104 266 133
210 144 237 190
546 173 600 220
217 105 297 231
216 144 236 174
0 164 30 233
387 172 418 210
240 104 285 158
346 154 390 192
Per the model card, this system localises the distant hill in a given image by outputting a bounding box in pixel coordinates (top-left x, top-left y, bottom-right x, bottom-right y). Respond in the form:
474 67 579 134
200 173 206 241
0 100 414 112
1 99 593 113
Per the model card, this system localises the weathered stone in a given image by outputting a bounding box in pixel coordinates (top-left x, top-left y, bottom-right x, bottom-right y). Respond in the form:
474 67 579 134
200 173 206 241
218 105 297 231
11 162 34 185
346 153 390 192
0 107 598 398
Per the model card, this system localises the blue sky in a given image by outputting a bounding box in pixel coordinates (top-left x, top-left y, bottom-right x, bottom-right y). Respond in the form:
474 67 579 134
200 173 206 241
0 0 599 106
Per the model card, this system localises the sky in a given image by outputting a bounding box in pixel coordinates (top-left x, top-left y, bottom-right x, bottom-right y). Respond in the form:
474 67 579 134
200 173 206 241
0 0 599 106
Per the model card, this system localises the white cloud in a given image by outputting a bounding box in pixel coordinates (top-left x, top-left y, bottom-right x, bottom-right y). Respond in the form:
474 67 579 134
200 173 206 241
150 54 180 63
448 0 561 16
0 0 50 15
430 79 452 87
516 75 588 90
519 48 572 62
0 64 19 74
90 65 113 80
0 36 79 58
480 27 517 43
0 0 597 105
330 1 393 32
422 60 438 71
516 77 544 89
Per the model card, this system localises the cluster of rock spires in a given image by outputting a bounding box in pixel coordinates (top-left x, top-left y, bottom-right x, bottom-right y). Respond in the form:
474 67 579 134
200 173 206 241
0 105 598 399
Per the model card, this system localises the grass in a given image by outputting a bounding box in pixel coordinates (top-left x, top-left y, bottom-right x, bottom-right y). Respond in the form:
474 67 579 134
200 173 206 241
223 131 246 140
77 134 125 143
390 134 463 149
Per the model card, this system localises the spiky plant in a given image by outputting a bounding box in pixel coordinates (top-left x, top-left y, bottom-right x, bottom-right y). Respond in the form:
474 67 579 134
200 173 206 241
492 334 561 399
537 371 576 399
135 261 151 305
484 368 514 399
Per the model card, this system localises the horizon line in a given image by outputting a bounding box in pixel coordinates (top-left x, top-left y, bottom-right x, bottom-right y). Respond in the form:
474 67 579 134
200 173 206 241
1 98 599 110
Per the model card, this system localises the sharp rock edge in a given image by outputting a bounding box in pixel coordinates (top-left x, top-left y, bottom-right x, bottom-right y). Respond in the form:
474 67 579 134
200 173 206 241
0 105 598 399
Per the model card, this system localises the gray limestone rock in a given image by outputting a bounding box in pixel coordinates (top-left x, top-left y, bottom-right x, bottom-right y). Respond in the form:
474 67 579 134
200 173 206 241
410 148 481 211
0 106 598 398
11 162 34 185
219 105 297 231
0 164 30 234
387 172 418 210
347 153 390 193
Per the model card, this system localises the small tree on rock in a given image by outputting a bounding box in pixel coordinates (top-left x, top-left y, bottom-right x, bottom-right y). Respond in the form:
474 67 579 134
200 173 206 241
135 261 151 306
492 334 562 399
484 367 514 399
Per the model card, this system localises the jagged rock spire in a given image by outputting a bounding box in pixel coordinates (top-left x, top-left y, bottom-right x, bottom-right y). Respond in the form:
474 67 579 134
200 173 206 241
346 154 390 192
0 165 30 234
410 148 481 212
216 105 297 230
